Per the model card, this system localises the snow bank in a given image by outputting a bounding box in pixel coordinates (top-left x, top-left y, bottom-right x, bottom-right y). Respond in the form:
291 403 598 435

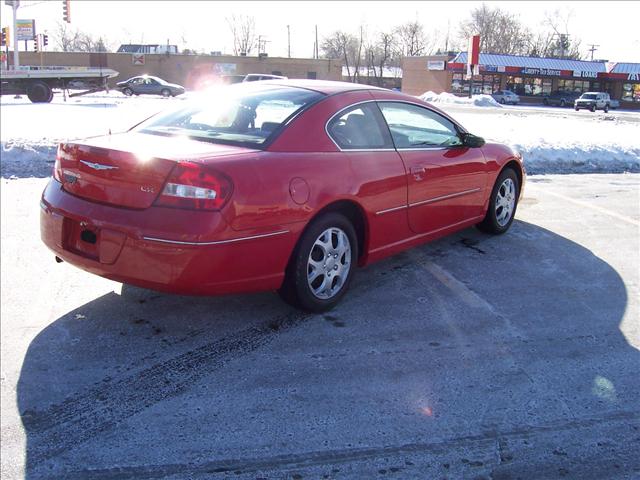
450 109 640 174
419 91 503 108
1 90 639 178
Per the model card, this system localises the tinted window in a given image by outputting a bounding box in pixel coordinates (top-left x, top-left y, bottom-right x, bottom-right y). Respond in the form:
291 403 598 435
136 85 324 147
378 102 463 148
327 103 392 150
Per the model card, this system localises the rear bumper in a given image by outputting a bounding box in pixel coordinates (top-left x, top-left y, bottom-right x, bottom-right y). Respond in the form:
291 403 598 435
40 179 300 295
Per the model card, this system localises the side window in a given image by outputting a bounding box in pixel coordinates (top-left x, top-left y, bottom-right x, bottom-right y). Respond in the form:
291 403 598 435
378 102 463 148
327 103 392 150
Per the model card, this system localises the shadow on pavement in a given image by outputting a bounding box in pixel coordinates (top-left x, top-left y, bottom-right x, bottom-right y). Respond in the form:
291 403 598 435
16 220 639 478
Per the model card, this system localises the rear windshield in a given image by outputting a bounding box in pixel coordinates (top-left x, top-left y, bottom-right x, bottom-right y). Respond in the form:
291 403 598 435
135 84 324 147
581 94 597 100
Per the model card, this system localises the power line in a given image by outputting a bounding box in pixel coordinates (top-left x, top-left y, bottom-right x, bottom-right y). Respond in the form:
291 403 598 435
588 44 600 61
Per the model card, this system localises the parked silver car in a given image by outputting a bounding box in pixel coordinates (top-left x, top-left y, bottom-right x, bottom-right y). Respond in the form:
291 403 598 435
492 90 520 105
116 75 185 97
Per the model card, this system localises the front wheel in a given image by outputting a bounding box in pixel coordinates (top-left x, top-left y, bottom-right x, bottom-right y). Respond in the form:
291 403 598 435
604 104 609 113
590 104 596 112
560 99 566 107
499 98 506 104
279 213 357 312
122 87 133 96
477 168 519 235
161 88 171 98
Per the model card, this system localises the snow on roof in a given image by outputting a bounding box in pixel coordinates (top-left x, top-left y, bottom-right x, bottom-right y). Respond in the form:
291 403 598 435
453 52 607 73
610 63 640 74
341 66 402 78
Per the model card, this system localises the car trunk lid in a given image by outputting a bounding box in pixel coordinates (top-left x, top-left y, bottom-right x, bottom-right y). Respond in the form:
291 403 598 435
57 132 256 209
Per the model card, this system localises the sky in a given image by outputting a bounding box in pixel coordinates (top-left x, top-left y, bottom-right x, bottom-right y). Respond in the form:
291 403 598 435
1 1 639 63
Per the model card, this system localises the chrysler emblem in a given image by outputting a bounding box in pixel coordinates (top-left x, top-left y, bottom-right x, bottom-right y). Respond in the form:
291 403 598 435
80 160 119 171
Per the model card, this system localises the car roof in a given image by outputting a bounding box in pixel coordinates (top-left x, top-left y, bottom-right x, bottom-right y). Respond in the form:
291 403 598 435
254 79 386 95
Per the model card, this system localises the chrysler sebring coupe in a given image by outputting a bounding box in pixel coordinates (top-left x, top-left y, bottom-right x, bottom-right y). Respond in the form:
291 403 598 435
41 80 524 311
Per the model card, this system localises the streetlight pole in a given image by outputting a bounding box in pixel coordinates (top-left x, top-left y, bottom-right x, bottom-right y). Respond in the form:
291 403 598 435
287 25 290 58
10 0 20 69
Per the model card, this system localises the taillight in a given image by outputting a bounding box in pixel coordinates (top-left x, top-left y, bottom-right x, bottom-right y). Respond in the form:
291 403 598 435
154 162 232 211
53 144 64 182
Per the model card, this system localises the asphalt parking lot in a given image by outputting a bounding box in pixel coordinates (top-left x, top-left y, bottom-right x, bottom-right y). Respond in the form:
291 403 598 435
1 174 639 480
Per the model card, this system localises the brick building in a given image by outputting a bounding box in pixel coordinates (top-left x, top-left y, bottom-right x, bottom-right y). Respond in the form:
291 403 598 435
402 52 640 109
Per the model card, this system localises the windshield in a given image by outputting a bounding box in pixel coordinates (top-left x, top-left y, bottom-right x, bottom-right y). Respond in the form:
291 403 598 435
581 94 598 100
135 84 324 147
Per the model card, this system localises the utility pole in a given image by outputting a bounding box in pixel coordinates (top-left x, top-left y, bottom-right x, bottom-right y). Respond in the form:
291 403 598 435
315 25 318 59
287 25 290 58
588 44 599 61
10 0 20 69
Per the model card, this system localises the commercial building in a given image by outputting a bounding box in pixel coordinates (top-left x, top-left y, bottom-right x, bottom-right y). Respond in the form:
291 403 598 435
402 52 640 109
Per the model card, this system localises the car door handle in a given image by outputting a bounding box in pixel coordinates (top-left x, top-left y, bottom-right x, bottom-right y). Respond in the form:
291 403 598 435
410 166 426 181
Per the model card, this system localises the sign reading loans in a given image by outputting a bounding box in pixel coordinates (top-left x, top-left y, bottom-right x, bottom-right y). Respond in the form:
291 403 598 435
132 54 145 66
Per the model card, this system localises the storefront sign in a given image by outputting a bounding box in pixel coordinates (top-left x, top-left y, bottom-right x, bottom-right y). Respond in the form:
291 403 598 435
16 19 35 40
628 72 640 82
483 65 506 73
521 67 562 77
427 60 445 71
213 63 237 75
573 70 598 79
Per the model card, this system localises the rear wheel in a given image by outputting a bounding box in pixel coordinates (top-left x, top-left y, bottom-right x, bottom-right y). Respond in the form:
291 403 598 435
279 213 357 312
560 99 566 107
590 104 596 112
604 104 609 113
161 88 171 98
26 81 53 103
499 98 506 104
477 168 519 235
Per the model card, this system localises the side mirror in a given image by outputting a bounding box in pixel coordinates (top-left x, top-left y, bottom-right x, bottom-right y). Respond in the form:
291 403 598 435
461 133 485 148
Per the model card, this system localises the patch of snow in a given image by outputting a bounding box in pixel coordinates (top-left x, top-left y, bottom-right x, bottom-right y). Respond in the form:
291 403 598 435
1 90 639 178
419 91 503 108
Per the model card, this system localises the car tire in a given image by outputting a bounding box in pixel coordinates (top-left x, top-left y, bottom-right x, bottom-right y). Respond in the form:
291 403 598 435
575 106 579 111
604 104 609 113
560 99 566 107
543 98 549 106
161 88 171 98
279 213 357 312
499 98 505 104
122 87 133 96
590 105 596 112
477 168 519 235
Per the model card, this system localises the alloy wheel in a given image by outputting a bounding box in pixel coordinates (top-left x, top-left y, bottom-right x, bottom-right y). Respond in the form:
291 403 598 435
307 227 351 299
495 178 516 227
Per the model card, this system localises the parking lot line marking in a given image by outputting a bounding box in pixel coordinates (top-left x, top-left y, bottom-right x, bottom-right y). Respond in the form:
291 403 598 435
527 186 640 227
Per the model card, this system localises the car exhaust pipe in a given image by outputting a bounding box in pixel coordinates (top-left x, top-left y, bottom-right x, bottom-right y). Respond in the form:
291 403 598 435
55 256 64 263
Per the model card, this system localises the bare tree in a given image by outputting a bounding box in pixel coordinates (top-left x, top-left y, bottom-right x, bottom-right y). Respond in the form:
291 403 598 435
459 4 532 55
321 30 360 81
540 8 582 59
364 30 396 86
54 22 111 52
227 14 257 56
395 20 437 57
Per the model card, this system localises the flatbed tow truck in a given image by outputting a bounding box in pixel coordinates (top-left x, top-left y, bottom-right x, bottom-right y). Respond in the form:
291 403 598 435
0 66 119 103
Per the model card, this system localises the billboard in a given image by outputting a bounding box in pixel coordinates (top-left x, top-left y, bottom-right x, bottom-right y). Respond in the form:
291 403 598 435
16 19 35 41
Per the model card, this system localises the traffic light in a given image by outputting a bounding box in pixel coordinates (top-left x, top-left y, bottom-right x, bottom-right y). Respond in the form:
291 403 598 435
62 0 71 23
0 27 9 47
43 34 48 47
34 36 39 52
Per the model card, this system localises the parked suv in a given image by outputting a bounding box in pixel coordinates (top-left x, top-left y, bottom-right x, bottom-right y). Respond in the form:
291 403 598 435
574 92 611 112
491 90 520 105
543 90 581 107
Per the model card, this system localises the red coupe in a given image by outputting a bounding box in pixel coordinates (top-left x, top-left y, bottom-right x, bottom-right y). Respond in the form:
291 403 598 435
41 80 524 311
